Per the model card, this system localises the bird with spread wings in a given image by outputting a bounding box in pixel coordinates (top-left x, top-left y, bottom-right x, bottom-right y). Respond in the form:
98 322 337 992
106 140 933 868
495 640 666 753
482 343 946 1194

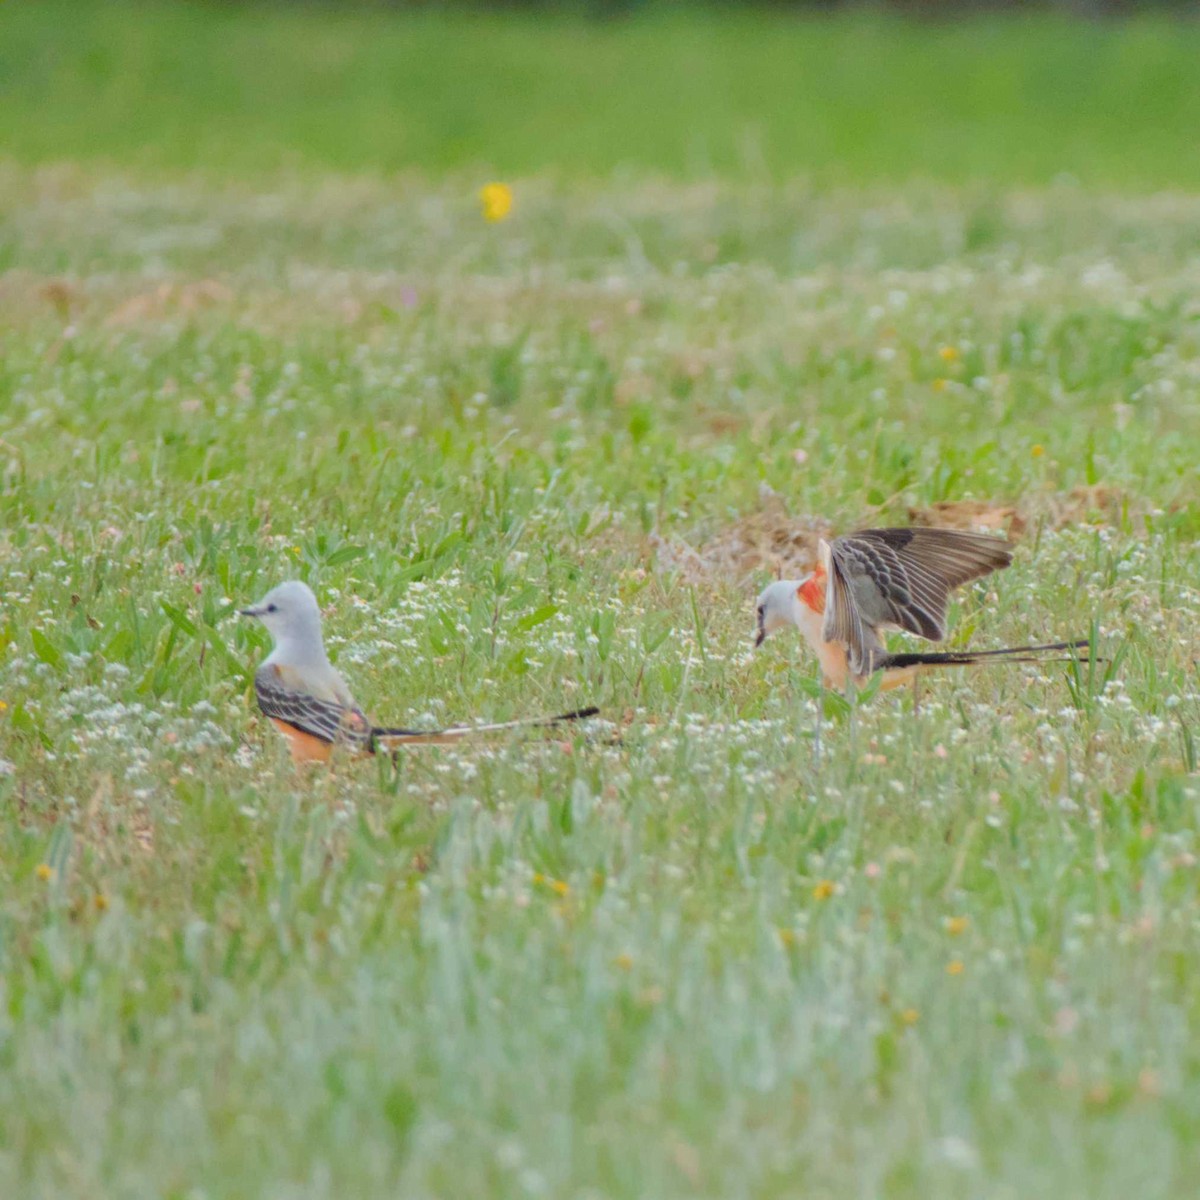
756 526 1087 691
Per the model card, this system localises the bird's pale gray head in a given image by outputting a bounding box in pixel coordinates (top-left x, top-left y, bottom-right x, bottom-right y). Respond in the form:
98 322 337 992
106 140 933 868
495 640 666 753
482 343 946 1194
755 578 806 647
240 580 324 650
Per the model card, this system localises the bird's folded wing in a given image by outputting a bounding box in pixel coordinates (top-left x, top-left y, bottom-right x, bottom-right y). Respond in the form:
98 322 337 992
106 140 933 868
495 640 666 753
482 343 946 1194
824 528 1012 675
254 664 372 749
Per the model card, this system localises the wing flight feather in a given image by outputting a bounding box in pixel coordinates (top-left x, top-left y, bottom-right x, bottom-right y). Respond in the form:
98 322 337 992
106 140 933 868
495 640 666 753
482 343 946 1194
821 528 1012 677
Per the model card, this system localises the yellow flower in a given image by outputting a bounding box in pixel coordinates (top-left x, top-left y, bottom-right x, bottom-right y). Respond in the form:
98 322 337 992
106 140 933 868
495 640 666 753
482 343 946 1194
812 880 836 901
290 545 301 555
0 700 8 712
36 863 54 882
938 345 960 362
946 959 965 976
1031 444 1045 458
532 872 545 885
945 916 969 936
550 879 570 897
932 379 947 393
900 1007 920 1026
479 182 514 223
94 893 109 911
777 927 796 947
614 952 633 971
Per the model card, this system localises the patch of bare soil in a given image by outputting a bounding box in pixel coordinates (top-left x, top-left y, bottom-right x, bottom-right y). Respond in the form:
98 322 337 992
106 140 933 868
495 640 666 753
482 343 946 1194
104 280 234 326
910 485 1142 540
1040 485 1134 530
669 482 1151 587
651 490 832 585
908 499 1027 539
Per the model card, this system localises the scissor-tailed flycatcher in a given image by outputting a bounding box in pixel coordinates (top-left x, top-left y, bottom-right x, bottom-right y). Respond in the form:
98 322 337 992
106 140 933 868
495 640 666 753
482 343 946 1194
240 581 598 764
755 527 1087 691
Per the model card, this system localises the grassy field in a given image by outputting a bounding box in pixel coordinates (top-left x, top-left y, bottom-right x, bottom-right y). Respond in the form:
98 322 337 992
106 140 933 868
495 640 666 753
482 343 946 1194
4 3 1200 186
2 4 1200 1199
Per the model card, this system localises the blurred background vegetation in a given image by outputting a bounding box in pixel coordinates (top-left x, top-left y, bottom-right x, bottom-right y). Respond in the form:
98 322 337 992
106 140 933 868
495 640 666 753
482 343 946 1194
2 1 1199 186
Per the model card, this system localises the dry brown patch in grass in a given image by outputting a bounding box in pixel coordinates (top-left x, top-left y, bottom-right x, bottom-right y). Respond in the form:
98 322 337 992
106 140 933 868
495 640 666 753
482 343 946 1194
39 278 79 319
652 491 831 586
0 274 244 332
911 486 1142 540
657 485 1147 592
3 265 658 342
105 280 235 327
1042 485 1134 530
909 500 1027 540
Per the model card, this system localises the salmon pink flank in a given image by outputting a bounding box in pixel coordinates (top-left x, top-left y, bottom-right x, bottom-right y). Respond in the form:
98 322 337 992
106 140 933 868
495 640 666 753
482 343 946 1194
755 526 1089 694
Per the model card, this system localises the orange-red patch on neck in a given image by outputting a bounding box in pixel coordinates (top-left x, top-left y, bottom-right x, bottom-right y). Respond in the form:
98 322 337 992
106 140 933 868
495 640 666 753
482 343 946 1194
797 568 827 614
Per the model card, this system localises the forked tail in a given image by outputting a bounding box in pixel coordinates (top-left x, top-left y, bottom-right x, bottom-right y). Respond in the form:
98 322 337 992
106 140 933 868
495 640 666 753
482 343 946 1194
877 639 1092 672
369 706 600 751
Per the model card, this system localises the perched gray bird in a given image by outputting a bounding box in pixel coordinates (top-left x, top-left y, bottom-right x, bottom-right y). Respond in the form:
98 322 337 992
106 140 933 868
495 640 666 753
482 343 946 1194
240 581 597 763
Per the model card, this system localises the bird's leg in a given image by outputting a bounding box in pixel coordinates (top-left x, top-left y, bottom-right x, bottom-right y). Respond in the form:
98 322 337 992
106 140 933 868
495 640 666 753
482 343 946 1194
847 677 858 758
374 746 401 793
813 675 823 770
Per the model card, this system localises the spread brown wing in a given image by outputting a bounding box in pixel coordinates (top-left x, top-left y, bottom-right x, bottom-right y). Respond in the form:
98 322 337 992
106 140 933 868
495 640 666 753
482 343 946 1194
822 540 887 677
823 528 1012 676
254 664 373 751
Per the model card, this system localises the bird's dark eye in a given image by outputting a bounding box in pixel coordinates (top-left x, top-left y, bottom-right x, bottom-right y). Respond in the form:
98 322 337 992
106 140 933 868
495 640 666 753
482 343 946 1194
757 605 765 618
266 603 278 613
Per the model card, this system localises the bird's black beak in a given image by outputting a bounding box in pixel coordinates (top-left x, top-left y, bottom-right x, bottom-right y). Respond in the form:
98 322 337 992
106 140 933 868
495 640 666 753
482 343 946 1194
754 622 766 648
239 606 260 618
